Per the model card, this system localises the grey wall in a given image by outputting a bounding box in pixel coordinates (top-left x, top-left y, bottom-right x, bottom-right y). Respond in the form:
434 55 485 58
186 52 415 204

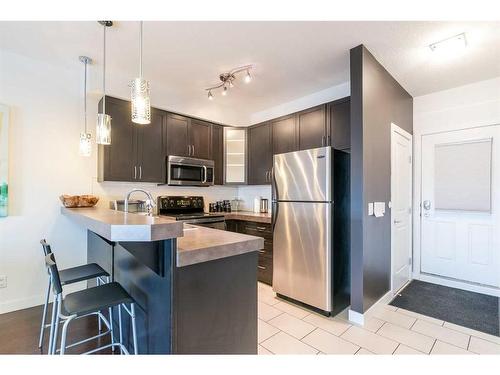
350 45 413 314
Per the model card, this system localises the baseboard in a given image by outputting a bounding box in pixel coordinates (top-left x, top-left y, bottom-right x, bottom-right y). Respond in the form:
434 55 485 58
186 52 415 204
0 293 46 314
348 309 364 325
0 282 87 315
347 289 394 326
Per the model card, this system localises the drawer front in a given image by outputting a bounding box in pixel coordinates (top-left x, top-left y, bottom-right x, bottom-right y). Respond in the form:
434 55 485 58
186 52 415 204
258 255 273 285
242 222 272 239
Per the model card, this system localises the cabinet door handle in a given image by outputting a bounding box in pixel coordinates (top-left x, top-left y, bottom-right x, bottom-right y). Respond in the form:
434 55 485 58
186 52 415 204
134 166 137 179
192 145 195 156
258 265 266 270
258 250 266 254
139 166 142 180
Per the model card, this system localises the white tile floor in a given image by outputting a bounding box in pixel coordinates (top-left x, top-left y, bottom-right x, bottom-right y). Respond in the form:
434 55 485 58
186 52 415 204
257 282 500 355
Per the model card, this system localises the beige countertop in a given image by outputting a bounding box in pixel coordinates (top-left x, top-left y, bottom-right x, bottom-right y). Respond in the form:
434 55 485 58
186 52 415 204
223 211 272 224
61 207 184 242
176 224 264 267
62 207 264 267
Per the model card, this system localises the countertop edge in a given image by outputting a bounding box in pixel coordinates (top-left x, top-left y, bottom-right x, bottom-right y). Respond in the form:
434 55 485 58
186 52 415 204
176 236 264 267
61 207 184 242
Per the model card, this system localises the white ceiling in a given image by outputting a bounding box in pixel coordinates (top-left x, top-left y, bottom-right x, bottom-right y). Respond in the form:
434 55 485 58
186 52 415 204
1 21 499 125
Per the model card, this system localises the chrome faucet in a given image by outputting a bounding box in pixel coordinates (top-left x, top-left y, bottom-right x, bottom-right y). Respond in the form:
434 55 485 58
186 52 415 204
124 188 156 216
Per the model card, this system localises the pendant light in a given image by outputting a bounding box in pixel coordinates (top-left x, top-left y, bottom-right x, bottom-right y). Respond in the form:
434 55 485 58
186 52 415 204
79 56 92 157
131 21 151 125
96 21 113 145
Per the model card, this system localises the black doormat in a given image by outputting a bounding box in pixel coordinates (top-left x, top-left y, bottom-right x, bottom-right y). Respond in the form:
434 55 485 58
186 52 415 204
389 280 499 337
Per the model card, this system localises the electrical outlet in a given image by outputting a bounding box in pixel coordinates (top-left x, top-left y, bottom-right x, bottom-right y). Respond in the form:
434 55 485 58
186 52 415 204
0 275 7 288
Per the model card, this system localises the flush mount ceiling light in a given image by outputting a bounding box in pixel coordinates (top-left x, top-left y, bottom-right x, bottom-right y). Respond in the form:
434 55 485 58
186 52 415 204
96 21 112 145
79 56 92 157
429 33 467 57
205 65 253 100
131 21 151 125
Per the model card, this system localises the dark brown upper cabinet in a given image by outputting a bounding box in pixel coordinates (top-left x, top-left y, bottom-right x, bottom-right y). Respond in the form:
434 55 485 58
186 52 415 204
189 119 212 159
297 104 327 150
247 122 272 185
211 124 224 185
328 97 351 150
166 113 190 157
136 108 167 182
98 96 166 183
271 115 296 155
166 115 212 159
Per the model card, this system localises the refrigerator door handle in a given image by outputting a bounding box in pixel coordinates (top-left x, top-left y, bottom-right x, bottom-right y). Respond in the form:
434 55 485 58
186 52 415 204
272 201 279 233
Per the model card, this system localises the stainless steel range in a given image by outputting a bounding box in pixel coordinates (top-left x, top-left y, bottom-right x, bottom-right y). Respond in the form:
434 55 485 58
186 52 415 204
157 196 226 230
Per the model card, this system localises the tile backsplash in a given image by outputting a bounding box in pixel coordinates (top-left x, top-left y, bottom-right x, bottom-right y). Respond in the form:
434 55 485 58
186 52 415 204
92 180 272 213
236 185 272 212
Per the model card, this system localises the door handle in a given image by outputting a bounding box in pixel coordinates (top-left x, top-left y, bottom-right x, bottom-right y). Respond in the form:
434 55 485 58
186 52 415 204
139 166 142 180
134 166 137 179
423 200 431 210
192 145 195 156
202 166 207 183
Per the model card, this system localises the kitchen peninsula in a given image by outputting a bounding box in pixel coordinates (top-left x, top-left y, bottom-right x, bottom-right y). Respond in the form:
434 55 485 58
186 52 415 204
61 207 263 354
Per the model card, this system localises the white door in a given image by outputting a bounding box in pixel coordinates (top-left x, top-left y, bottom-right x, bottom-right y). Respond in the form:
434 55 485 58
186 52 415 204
391 124 413 293
421 126 500 288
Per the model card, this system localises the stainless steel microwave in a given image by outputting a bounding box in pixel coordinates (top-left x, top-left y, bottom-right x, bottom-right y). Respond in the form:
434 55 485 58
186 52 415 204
167 155 215 186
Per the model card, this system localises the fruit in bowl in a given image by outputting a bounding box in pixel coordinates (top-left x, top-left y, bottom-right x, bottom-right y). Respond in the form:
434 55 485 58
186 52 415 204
59 194 99 208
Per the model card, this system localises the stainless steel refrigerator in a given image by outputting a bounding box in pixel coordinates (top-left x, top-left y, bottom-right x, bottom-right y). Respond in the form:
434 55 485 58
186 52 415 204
272 146 350 314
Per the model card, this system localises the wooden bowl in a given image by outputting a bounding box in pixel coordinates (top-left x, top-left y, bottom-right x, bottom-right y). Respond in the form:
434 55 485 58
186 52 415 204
59 194 99 208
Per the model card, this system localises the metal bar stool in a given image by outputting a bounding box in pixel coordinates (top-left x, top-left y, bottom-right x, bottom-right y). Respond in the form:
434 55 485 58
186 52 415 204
45 252 139 355
39 239 110 353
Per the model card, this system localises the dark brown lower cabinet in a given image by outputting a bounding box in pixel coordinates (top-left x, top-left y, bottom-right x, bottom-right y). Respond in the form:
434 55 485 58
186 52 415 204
226 220 273 285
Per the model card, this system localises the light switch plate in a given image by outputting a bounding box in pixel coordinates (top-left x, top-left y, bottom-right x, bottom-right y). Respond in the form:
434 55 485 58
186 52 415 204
368 203 374 216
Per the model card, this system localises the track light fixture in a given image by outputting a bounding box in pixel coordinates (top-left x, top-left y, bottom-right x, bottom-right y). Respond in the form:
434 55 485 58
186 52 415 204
205 65 253 100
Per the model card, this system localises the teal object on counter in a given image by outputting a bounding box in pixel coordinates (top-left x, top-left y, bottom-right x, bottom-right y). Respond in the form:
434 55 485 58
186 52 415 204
0 104 9 217
0 182 7 217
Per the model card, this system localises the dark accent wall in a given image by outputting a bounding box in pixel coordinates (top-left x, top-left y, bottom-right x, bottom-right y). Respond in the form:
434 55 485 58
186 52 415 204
350 45 413 314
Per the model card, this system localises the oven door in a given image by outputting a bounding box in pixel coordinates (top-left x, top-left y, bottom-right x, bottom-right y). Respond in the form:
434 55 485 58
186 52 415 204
167 156 214 186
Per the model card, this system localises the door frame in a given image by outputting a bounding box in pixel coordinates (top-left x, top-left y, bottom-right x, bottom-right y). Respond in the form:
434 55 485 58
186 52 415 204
390 123 413 294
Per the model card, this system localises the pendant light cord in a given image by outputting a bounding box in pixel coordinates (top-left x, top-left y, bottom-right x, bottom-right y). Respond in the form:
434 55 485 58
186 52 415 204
103 24 106 115
84 59 88 133
139 21 143 78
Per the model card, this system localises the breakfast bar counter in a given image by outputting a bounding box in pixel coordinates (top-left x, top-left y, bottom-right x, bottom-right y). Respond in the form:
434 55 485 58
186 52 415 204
62 206 263 354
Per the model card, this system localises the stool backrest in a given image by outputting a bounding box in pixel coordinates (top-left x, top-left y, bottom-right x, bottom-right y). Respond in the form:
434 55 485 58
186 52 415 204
40 239 52 256
44 252 63 295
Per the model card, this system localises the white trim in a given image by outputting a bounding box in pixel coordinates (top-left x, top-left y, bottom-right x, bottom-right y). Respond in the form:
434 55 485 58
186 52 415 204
348 309 365 325
414 273 500 297
390 123 413 294
347 289 394 326
0 293 47 314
